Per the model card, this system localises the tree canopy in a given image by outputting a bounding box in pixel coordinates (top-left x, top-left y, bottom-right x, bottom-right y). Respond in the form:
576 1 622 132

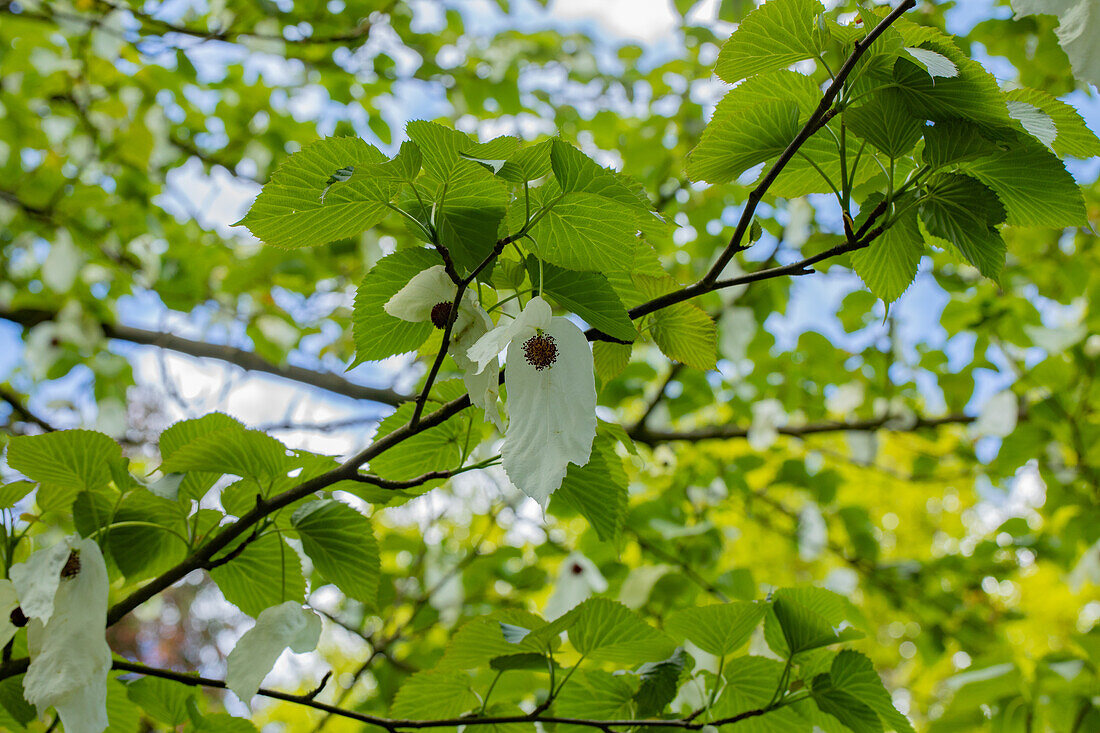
1 0 1099 731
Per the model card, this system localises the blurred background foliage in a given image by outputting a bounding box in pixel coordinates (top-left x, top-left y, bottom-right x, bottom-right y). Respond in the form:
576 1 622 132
0 0 1099 730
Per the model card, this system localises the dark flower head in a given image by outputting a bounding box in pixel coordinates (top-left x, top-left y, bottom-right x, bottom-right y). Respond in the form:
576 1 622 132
60 550 81 579
522 331 558 370
430 302 453 329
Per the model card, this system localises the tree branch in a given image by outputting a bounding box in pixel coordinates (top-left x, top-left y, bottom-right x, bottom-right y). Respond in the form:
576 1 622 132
7 0 919 649
104 392 471 626
108 658 777 731
629 412 975 445
0 306 411 407
0 386 59 433
702 0 917 284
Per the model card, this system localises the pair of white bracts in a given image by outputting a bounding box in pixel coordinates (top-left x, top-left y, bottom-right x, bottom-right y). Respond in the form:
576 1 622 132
385 265 598 506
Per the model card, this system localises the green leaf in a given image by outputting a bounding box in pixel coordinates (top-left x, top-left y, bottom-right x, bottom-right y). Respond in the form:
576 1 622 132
527 257 635 342
404 121 510 271
634 647 689 716
549 140 663 236
432 161 509 272
561 598 676 664
391 670 478 719
126 676 196 727
6 429 120 494
0 676 35 727
461 135 521 164
1004 87 1100 159
352 247 440 364
552 437 628 543
208 532 306 617
828 650 915 733
479 705 535 733
105 677 141 733
489 653 549 671
498 139 553 183
107 488 188 579
713 656 784 717
406 120 475 180
159 413 243 503
846 94 923 159
665 601 767 656
555 669 638 732
714 0 826 84
73 489 117 540
593 342 632 383
367 399 466 482
958 134 1087 228
764 587 866 657
851 197 924 303
158 415 290 481
891 45 1011 126
921 120 1001 168
437 609 550 669
292 499 380 609
687 99 800 184
813 674 884 733
527 192 643 273
0 481 33 509
920 173 1007 280
193 713 259 733
375 140 423 182
636 275 717 371
235 137 392 248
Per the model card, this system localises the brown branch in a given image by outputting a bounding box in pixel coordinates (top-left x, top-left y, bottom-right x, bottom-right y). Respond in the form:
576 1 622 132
0 0 921 667
0 306 410 407
0 386 59 433
105 392 472 626
620 206 880 329
18 0 383 47
629 412 975 445
409 280 469 427
702 0 918 284
106 658 776 731
349 469 456 490
409 228 528 427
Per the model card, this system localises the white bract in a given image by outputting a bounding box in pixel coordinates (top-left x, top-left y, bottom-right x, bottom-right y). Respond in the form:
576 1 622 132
467 296 597 506
748 399 787 451
22 537 111 733
385 265 503 428
10 538 75 625
1012 0 1100 87
225 601 322 707
972 390 1019 439
543 552 608 620
0 580 18 649
797 503 828 562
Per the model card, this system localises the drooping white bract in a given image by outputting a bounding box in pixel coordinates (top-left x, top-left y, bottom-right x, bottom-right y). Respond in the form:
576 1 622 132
225 601 322 707
9 537 74 625
543 552 608 620
0 580 19 649
747 398 787 451
385 264 503 428
1012 1 1100 87
467 296 597 506
22 538 111 733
